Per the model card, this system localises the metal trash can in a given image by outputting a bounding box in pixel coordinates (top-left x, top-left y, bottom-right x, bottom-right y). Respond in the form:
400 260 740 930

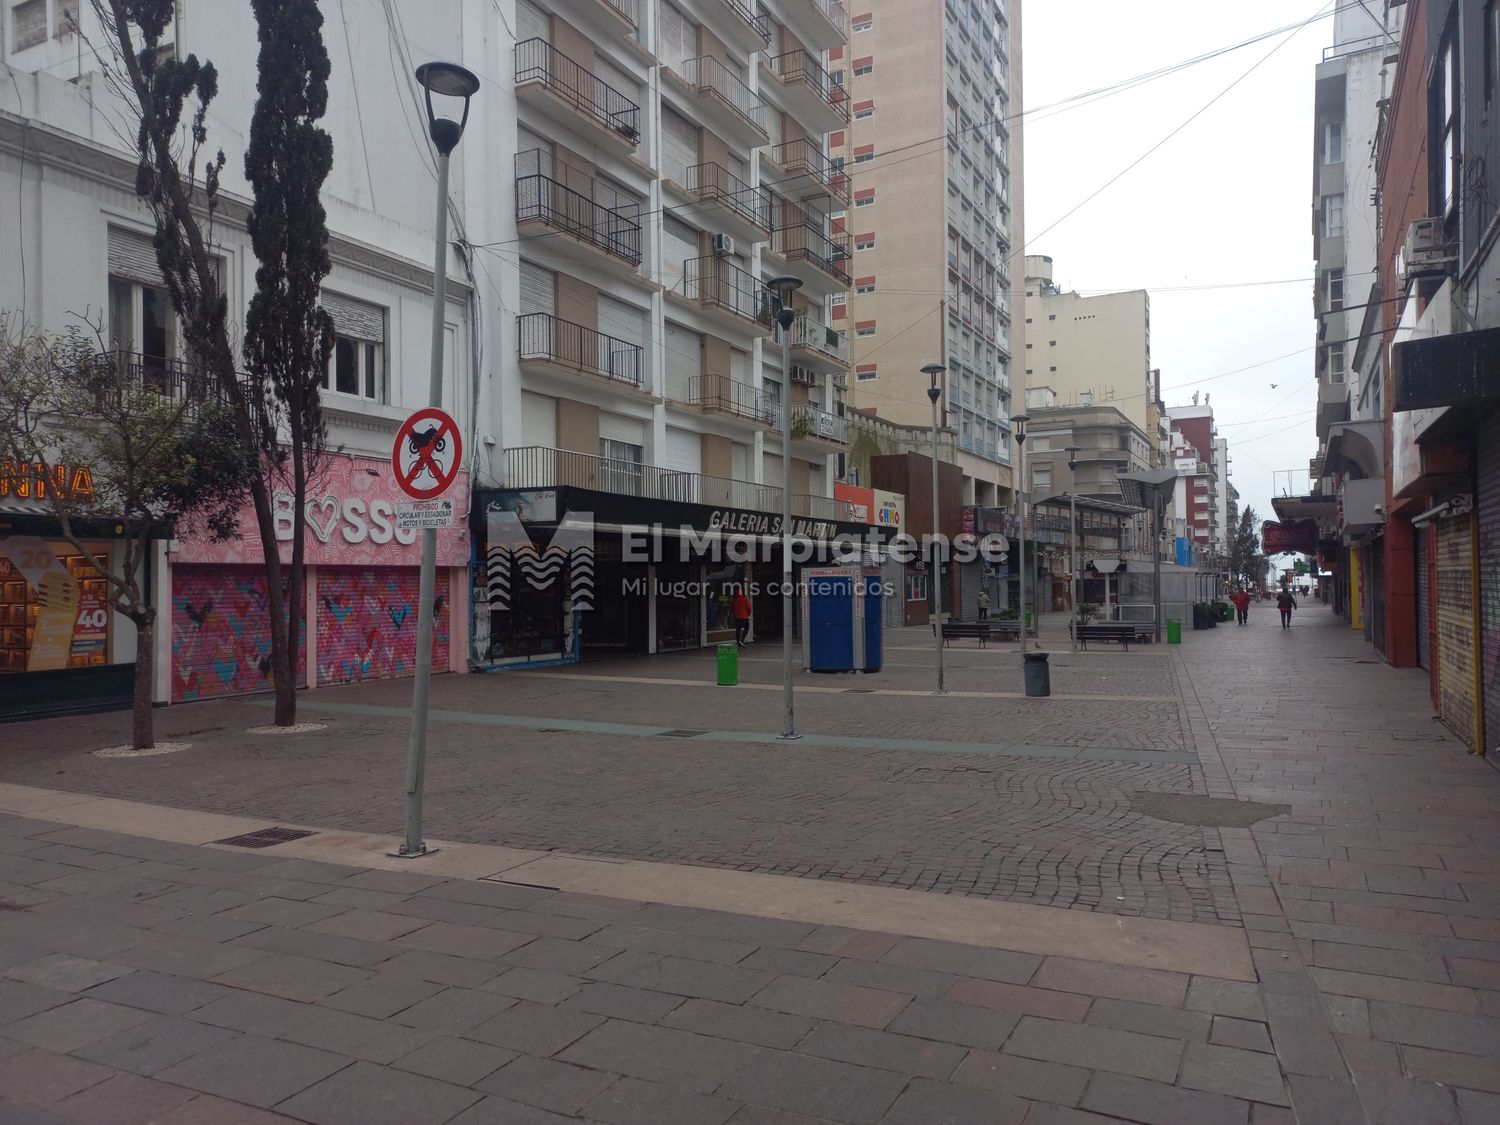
1023 651 1050 697
716 642 738 686
1166 618 1182 645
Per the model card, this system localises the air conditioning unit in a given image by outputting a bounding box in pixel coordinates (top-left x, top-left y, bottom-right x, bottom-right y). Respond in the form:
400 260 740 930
1403 217 1456 282
790 365 816 386
713 232 735 257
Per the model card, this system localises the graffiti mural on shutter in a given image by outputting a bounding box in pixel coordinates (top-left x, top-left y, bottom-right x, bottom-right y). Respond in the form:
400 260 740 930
1435 511 1480 751
317 568 449 686
1479 411 1500 754
1415 525 1431 671
171 566 306 702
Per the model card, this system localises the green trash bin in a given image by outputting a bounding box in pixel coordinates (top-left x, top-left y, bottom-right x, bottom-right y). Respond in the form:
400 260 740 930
1167 618 1182 645
716 642 739 686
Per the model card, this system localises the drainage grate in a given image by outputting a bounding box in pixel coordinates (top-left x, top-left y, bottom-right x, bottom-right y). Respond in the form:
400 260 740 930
844 688 877 693
659 728 708 738
214 826 317 849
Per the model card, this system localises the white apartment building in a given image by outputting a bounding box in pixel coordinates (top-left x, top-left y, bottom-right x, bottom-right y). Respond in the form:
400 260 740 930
0 0 858 708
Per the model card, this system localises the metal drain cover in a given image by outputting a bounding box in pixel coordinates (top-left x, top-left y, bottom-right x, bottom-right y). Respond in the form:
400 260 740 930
214 827 317 849
1129 792 1290 828
659 728 708 738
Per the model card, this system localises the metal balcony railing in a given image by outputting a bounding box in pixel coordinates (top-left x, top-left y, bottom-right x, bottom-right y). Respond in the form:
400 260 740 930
790 314 848 363
764 137 849 202
517 313 643 386
772 219 852 285
688 374 775 424
91 351 233 412
793 494 855 520
763 50 849 122
813 0 847 27
505 445 782 511
791 405 850 444
601 0 638 24
514 38 641 143
720 0 771 44
672 56 768 137
515 170 642 266
680 257 774 326
684 163 772 231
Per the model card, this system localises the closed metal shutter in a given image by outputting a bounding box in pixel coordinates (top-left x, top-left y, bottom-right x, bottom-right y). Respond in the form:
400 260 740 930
1478 409 1500 754
107 227 160 285
520 262 554 317
1436 509 1480 751
597 296 646 384
599 412 645 447
664 426 701 475
517 0 548 42
321 292 384 342
730 347 751 385
664 321 699 400
1415 526 1431 671
661 107 698 188
659 2 694 73
662 216 699 291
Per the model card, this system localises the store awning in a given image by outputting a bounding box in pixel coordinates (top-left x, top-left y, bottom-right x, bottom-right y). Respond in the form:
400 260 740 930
1393 325 1500 410
1324 420 1384 479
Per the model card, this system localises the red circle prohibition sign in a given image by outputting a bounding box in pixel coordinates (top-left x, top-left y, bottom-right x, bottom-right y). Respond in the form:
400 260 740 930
393 407 463 501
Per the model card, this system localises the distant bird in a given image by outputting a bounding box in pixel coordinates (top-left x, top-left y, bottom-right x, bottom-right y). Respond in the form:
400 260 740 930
1270 383 1278 389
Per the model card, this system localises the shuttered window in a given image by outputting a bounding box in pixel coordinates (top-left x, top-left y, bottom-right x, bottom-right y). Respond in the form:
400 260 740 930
320 292 384 342
664 426 702 475
520 262 554 317
517 0 548 42
597 295 645 347
664 321 699 401
658 2 695 73
661 106 698 188
661 215 699 291
599 412 646 446
520 391 556 448
107 227 161 286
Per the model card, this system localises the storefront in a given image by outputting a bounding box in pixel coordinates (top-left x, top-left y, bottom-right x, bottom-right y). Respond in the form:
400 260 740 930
474 484 890 664
168 453 469 702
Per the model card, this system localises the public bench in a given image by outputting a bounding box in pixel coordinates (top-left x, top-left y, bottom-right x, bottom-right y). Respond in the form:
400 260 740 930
1072 622 1139 650
939 621 991 647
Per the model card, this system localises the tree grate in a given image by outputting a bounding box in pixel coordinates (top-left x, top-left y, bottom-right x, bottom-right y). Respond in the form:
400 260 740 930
659 728 708 738
214 827 317 849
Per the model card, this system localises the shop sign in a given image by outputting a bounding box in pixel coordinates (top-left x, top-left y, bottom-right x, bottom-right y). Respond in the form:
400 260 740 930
873 490 904 530
71 591 109 659
1261 519 1319 555
0 460 96 503
835 482 874 523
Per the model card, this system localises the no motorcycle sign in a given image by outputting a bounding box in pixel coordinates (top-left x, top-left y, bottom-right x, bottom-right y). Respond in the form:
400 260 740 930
392 407 462 501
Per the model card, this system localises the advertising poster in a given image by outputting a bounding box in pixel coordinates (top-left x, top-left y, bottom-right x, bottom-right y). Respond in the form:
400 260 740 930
71 590 109 661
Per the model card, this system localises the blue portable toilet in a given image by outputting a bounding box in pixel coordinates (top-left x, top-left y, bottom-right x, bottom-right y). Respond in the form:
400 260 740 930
862 568 883 672
802 566 882 674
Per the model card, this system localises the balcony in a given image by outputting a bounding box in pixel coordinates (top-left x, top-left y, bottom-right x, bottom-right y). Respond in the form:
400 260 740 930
784 0 847 51
687 374 776 425
572 0 637 39
791 405 850 447
762 138 849 205
671 257 774 334
793 494 856 521
515 169 642 278
674 0 772 54
760 50 849 132
506 445 782 512
680 163 772 242
662 56 769 148
769 216 852 293
788 314 849 373
514 39 641 156
517 313 648 394
92 351 233 412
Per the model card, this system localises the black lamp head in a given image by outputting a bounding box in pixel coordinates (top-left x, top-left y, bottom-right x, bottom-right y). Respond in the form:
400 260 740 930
1011 413 1028 444
415 62 480 155
766 276 801 330
921 363 945 404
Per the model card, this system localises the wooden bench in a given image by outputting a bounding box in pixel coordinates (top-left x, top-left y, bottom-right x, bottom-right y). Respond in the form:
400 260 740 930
1072 622 1139 651
939 621 991 647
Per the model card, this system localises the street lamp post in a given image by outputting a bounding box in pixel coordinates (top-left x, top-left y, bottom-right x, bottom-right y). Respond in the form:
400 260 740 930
767 276 802 740
399 61 479 859
1012 414 1029 651
1065 445 1081 654
923 363 946 695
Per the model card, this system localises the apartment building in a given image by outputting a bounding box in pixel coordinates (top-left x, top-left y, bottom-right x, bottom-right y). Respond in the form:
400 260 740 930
830 0 1021 510
1166 405 1224 553
1021 256 1167 465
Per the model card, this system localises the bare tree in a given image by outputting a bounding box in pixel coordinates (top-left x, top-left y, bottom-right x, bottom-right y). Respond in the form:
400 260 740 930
0 314 250 747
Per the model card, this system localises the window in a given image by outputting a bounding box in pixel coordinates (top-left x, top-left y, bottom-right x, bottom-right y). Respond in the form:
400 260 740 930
1325 120 1343 165
1488 1 1499 105
109 277 178 362
853 16 872 33
853 149 874 164
854 104 874 120
829 293 846 308
1031 464 1052 490
1326 268 1344 311
856 281 876 294
1323 193 1344 239
905 574 928 602
853 60 873 76
855 194 874 207
856 365 877 381
1048 313 1056 320
829 68 844 86
324 337 384 400
1433 38 1458 216
1327 344 1346 384
855 236 875 250
11 0 46 50
855 324 876 338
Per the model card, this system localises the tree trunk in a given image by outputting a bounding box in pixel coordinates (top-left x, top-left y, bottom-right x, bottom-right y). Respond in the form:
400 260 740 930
132 613 155 750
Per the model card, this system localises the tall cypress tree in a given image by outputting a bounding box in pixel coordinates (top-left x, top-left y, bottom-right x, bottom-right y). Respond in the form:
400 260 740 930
242 0 336 725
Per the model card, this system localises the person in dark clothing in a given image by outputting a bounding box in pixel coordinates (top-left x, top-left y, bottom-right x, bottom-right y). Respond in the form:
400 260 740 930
1276 589 1297 629
731 589 753 647
1231 588 1251 625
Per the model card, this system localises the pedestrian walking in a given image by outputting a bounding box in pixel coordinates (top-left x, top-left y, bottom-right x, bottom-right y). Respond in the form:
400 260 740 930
977 590 990 621
1231 588 1251 625
731 588 753 647
1276 588 1297 629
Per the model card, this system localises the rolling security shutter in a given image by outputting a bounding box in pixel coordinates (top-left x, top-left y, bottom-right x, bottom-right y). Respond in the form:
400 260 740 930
597 295 646 384
321 292 384 342
664 426 701 474
520 391 556 449
662 214 699 291
599 412 645 447
1478 409 1500 752
520 262 554 317
664 322 699 400
594 55 638 104
517 0 548 42
1415 527 1431 671
658 2 694 73
730 347 751 386
1436 508 1480 751
107 227 160 285
661 106 698 188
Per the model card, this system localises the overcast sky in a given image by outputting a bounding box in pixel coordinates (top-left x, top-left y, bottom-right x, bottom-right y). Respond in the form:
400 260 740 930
1023 0 1334 550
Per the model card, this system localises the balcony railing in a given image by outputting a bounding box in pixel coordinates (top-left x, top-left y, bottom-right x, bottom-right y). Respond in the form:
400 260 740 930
791 405 850 444
793 494 855 521
688 374 775 424
680 257 773 327
762 50 849 122
506 445 781 512
790 314 848 363
515 171 642 266
765 137 849 202
93 351 228 408
672 56 768 138
514 38 641 144
684 163 772 231
723 0 772 44
811 0 847 27
517 313 643 387
601 0 638 24
771 219 852 285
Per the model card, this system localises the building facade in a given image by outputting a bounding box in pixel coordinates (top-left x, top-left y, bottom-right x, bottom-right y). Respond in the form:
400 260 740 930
1166 404 1226 555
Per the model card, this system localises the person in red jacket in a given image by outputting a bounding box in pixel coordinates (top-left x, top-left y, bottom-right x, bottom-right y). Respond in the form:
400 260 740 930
1230 588 1252 626
731 589 753 647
